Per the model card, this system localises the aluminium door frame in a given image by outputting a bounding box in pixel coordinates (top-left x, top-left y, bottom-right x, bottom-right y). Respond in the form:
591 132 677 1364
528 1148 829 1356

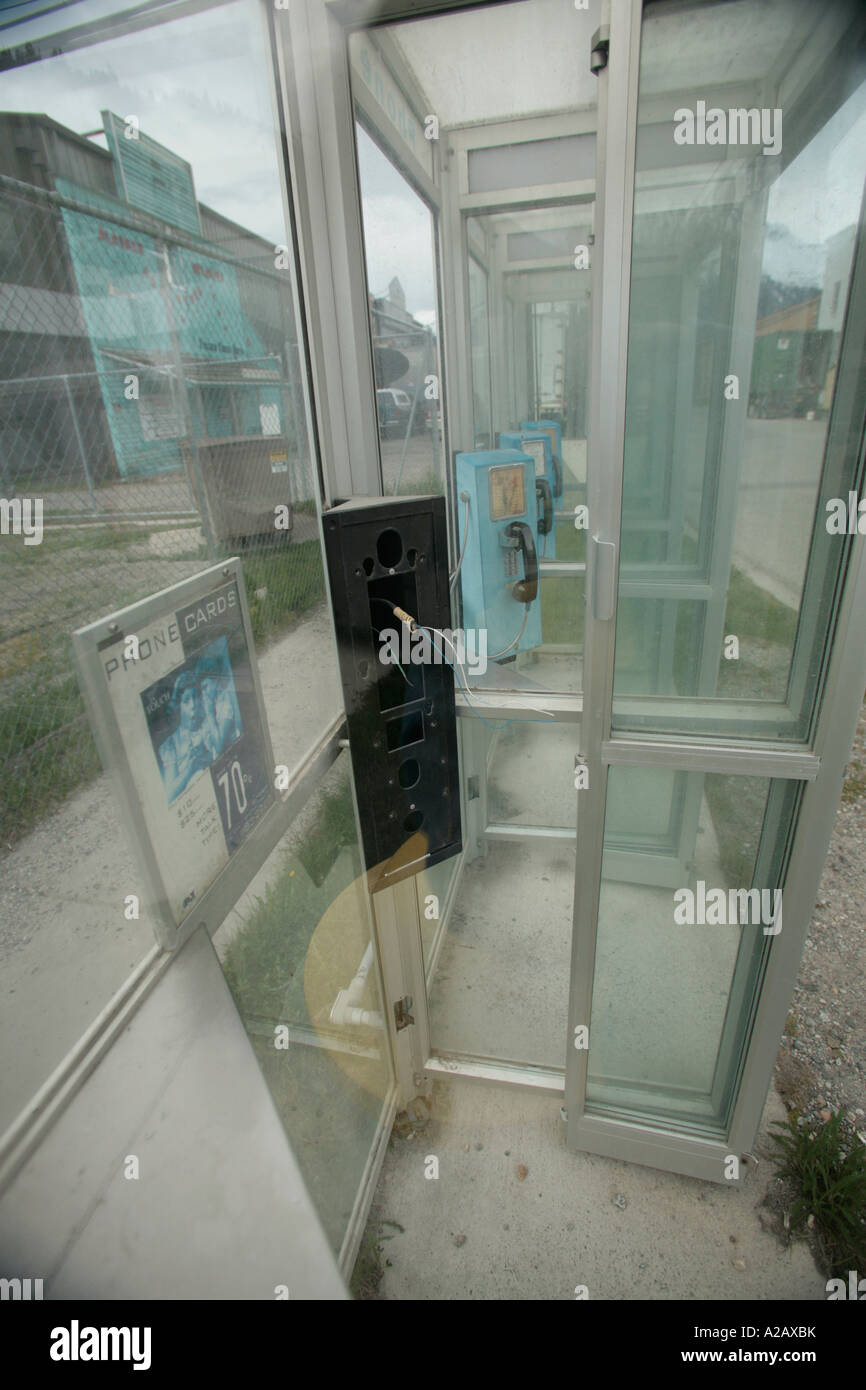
273 0 477 1123
565 0 866 1182
269 0 415 1278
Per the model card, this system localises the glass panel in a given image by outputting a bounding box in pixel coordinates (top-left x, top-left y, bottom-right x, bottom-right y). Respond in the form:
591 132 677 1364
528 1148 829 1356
464 210 592 695
587 767 797 1134
428 837 573 1069
0 0 349 1156
614 597 706 697
613 0 866 740
414 853 458 978
367 0 601 1072
468 254 492 449
353 122 444 496
213 755 391 1254
488 722 579 829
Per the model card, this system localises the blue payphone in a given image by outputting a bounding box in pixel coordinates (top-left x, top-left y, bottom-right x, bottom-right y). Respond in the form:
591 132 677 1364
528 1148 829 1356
498 428 556 559
455 449 543 670
521 419 563 502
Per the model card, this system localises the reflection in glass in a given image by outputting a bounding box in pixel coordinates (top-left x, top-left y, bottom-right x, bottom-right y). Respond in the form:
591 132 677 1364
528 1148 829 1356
463 206 592 695
353 123 444 495
468 253 492 449
614 0 866 736
587 767 796 1134
215 756 391 1254
0 0 332 1131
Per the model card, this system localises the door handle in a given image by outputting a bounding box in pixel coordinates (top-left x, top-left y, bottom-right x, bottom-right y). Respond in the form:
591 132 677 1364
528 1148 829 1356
590 536 617 621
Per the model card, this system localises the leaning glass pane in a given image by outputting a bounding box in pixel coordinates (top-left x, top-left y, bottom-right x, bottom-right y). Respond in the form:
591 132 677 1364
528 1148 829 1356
212 753 391 1256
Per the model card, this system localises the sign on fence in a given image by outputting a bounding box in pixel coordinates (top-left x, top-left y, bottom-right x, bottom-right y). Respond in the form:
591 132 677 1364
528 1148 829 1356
73 560 275 948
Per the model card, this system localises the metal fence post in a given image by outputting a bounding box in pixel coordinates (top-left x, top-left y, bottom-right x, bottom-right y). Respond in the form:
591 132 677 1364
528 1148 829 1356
63 375 99 512
155 241 217 558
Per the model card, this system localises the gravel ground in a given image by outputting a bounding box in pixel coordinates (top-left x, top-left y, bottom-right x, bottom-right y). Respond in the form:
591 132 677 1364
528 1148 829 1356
773 700 866 1135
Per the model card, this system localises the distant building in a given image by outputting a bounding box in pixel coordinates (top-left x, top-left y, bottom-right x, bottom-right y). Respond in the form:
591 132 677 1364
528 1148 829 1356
753 294 820 337
369 274 434 399
818 226 857 334
0 110 296 485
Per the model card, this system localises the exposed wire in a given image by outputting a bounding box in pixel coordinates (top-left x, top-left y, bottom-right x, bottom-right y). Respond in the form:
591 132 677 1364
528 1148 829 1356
449 492 471 593
370 594 417 632
371 624 410 684
487 604 530 661
420 625 555 730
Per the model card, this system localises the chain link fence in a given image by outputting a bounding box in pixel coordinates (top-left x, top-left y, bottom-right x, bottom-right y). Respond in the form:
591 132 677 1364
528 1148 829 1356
1 176 324 846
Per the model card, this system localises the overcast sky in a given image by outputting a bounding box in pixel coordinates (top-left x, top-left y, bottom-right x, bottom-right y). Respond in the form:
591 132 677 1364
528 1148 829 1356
764 81 866 283
355 124 437 326
0 0 442 321
0 0 287 244
0 0 863 306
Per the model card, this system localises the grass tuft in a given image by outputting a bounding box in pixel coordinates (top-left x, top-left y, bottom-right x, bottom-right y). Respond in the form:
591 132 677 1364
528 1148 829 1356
767 1110 866 1277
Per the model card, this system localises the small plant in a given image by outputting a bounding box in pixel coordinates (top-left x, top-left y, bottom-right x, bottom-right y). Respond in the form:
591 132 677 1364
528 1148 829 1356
767 1110 866 1276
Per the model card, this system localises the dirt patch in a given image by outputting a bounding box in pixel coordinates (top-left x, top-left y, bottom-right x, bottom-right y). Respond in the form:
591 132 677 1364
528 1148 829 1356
772 700 866 1135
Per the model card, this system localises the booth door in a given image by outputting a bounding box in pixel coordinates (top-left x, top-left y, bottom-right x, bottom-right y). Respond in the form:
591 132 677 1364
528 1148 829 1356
565 0 866 1178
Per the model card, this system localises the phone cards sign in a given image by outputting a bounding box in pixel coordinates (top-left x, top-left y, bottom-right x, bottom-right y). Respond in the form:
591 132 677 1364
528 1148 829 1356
74 561 275 946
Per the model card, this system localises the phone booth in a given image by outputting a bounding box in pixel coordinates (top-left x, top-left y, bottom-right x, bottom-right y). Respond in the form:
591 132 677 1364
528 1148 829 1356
276 0 866 1213
455 448 543 662
5 0 864 1301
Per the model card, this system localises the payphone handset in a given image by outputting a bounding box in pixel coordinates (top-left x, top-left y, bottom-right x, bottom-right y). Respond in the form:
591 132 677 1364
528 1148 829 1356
455 448 543 668
521 419 563 499
499 429 556 559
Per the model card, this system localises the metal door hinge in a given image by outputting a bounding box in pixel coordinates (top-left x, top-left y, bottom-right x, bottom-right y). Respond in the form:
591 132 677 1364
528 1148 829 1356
394 995 415 1031
590 25 610 74
467 775 480 801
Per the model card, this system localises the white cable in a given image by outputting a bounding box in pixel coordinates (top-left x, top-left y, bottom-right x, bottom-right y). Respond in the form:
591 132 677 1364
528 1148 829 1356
422 625 554 721
449 493 471 592
487 604 529 660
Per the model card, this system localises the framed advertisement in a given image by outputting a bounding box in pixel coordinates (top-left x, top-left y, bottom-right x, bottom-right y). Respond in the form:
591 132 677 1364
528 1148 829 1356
73 560 276 949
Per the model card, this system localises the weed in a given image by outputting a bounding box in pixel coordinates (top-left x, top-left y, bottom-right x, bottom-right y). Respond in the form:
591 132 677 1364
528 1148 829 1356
242 540 325 645
767 1110 866 1277
350 1219 405 1300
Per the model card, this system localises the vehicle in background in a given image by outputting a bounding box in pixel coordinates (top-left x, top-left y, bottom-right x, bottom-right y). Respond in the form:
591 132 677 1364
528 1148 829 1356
377 387 410 438
425 398 442 435
377 386 428 438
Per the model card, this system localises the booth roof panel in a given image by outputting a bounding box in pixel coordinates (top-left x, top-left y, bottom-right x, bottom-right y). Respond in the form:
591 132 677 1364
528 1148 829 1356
638 0 812 99
389 0 601 129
